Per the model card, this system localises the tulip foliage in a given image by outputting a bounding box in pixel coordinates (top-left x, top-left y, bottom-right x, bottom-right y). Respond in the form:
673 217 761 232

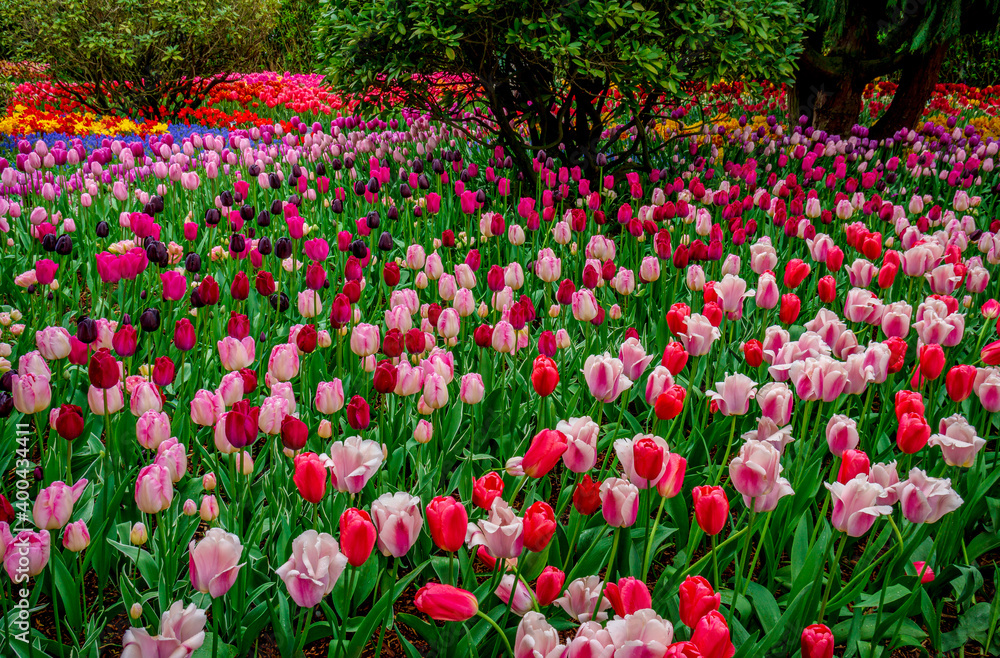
3 82 1000 658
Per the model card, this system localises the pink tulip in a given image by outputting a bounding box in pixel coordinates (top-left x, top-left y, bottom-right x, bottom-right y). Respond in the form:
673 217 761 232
728 440 781 499
929 414 985 467
467 499 524 559
135 463 174 514
825 475 893 536
32 478 87 529
1 523 50 580
62 520 90 552
326 436 383 494
619 337 655 382
604 608 675 654
582 353 634 403
35 326 72 360
88 383 124 416
826 415 859 457
600 477 639 527
129 381 163 416
217 336 255 371
514 613 565 658
370 492 424 557
155 438 188 483
898 468 964 524
707 373 757 416
12 372 51 414
495 574 535 616
189 528 244 598
556 416 599 473
681 313 720 356
555 576 612 623
268 343 300 382
459 373 485 404
314 379 345 414
190 389 225 426
756 382 793 425
275 530 348 608
350 323 380 357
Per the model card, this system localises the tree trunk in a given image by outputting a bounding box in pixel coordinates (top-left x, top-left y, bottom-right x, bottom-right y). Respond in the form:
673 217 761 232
869 43 949 140
791 52 866 137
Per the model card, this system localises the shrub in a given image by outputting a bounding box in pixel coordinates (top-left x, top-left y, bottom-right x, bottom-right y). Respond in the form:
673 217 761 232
16 0 279 119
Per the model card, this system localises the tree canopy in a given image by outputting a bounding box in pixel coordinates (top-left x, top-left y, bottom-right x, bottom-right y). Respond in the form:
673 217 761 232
317 0 810 179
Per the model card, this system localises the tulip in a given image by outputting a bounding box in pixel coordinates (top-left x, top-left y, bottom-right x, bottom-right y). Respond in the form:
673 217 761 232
12 372 52 415
582 353 634 403
929 414 985 467
825 475 893 536
415 583 479 622
946 365 976 401
339 508 377 567
554 575 611 623
536 566 565 606
837 449 871 484
130 522 149 546
32 478 87 529
426 496 468 552
898 468 964 524
531 355 560 396
268 343 300 381
913 561 935 584
523 501 556 552
706 373 757 416
62 520 90 552
120 600 207 657
54 404 84 442
897 412 930 454
691 610 735 658
801 623 834 658
514 612 565 657
468 499 524 559
35 326 72 360
371 492 423 557
346 395 371 430
472 472 505 510
604 608 675 654
728 440 781 499
599 477 639 528
604 577 652 617
135 464 173 514
679 575 721 627
189 528 244 598
522 429 568 478
280 416 308 452
692 485 728 535
1 524 50 580
826 415 859 456
275 530 348 608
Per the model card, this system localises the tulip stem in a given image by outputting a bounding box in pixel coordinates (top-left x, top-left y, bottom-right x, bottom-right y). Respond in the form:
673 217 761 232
710 534 720 591
743 510 772 596
562 511 583 572
818 533 847 622
212 597 220 658
642 493 668 581
731 506 756 624
712 416 737 487
475 610 513 657
593 527 620 622
51 563 63 649
500 550 527 629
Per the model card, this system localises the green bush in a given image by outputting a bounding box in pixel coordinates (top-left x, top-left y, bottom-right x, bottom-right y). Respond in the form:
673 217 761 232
16 0 279 119
264 0 321 73
316 0 810 180
941 30 1000 87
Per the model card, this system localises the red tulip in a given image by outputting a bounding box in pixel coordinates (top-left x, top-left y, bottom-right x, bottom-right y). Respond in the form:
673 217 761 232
255 271 276 296
372 360 398 394
296 324 318 354
230 271 250 300
742 340 763 368
983 340 1000 366
112 324 138 357
801 623 834 658
280 416 309 451
661 342 689 375
292 452 327 503
691 610 735 658
817 275 836 303
894 390 924 421
522 429 568 478
692 486 728 535
198 275 220 305
604 577 652 617
666 303 690 336
535 566 565 606
426 496 468 553
885 337 908 374
174 319 196 351
779 294 801 324
523 501 556 552
837 449 870 484
151 356 175 387
945 364 976 401
633 436 665 481
88 348 119 389
54 404 84 441
339 508 377 567
783 258 811 289
414 583 478 622
530 355 560 396
573 474 602 515
346 396 370 430
472 472 504 510
655 385 686 421
897 412 930 454
679 575 721 627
